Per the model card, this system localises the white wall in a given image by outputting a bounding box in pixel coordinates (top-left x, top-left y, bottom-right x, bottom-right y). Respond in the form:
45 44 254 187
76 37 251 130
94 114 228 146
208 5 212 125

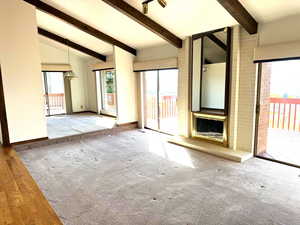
136 44 178 61
39 41 89 112
86 63 98 113
258 14 300 46
114 46 138 124
191 38 202 112
177 38 191 137
0 0 47 142
229 26 258 152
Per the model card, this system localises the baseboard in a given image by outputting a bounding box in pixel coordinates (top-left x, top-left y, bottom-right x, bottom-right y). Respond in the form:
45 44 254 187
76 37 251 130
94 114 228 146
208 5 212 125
100 113 117 118
12 137 49 146
117 121 138 127
72 110 97 114
14 124 139 151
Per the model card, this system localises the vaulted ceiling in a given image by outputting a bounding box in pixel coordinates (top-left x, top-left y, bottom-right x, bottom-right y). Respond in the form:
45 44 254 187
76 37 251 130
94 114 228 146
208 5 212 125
34 0 300 58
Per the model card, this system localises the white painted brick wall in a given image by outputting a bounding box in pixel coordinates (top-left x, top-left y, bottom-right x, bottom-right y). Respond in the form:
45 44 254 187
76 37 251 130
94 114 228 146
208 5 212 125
177 38 191 137
229 26 259 152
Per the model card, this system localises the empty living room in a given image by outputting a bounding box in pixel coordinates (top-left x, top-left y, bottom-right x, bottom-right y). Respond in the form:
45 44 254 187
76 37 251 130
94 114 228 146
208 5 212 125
1 0 300 224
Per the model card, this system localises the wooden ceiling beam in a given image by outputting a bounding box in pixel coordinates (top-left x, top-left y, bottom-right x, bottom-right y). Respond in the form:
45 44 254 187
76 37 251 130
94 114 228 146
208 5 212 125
24 0 137 55
38 27 107 61
102 0 183 48
217 0 258 34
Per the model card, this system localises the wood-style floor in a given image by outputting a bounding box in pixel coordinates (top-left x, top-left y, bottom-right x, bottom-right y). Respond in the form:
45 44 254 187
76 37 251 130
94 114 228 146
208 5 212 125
0 146 62 225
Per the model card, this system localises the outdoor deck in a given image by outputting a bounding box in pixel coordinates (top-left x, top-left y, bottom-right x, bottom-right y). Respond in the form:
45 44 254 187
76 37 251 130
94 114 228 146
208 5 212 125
263 97 300 165
265 128 300 166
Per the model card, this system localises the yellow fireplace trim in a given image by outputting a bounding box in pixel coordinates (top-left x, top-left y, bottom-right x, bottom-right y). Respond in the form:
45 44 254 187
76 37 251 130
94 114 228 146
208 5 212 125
191 112 228 147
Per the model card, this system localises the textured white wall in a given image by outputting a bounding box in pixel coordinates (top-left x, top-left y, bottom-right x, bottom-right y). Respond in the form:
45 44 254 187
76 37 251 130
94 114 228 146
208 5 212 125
235 29 258 152
86 64 98 113
0 0 47 142
229 26 241 151
136 44 178 61
114 46 138 124
228 26 258 152
258 14 300 46
177 38 191 137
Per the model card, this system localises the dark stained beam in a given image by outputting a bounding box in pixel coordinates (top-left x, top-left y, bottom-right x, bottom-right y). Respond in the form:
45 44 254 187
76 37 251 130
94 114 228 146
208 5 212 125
38 27 107 61
102 0 183 48
23 0 137 55
217 0 258 34
207 34 227 51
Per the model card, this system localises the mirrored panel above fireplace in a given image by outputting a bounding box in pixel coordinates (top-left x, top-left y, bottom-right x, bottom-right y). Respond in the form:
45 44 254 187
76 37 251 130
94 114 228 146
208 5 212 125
191 27 231 115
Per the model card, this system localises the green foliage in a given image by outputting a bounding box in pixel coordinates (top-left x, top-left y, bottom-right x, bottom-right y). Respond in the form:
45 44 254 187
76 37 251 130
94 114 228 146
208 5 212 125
105 72 115 93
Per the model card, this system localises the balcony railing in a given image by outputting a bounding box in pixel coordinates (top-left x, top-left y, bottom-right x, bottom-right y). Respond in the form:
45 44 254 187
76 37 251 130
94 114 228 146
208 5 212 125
44 93 65 115
44 93 65 108
146 95 177 120
269 97 300 131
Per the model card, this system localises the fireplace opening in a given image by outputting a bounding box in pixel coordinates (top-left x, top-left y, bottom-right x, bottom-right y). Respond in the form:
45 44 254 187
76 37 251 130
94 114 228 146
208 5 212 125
196 118 224 140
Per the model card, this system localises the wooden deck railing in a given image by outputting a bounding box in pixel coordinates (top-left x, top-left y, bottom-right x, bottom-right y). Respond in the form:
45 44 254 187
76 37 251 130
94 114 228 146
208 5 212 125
269 97 300 131
146 95 177 120
44 93 65 109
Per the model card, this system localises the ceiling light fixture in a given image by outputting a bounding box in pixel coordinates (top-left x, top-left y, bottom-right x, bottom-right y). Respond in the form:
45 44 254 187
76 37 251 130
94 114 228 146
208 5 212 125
142 0 167 14
157 0 167 8
65 43 78 80
142 2 148 14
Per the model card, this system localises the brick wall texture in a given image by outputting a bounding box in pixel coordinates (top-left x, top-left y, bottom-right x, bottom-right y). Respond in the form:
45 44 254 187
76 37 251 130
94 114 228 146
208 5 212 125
229 26 259 152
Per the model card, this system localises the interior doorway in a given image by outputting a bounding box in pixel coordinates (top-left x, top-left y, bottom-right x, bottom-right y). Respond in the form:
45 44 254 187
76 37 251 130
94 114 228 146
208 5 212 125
144 69 178 134
255 60 300 167
42 71 66 116
96 69 117 117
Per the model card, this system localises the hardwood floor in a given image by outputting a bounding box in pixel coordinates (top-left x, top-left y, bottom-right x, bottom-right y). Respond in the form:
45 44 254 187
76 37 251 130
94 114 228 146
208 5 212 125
0 146 63 225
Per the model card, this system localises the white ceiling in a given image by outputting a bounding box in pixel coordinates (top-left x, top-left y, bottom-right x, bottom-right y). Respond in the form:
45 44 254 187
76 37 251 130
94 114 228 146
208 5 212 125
39 35 93 58
240 0 300 23
124 0 238 36
40 0 165 51
37 10 114 56
34 0 300 58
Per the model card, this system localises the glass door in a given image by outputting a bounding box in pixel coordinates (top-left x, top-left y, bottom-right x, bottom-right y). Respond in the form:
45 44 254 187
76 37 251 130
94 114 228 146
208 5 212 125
159 69 178 134
144 70 159 130
255 60 300 167
43 72 66 116
144 69 178 134
100 70 117 116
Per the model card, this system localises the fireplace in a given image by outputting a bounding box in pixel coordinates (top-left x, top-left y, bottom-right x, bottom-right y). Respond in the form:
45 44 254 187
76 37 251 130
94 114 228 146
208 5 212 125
192 113 228 146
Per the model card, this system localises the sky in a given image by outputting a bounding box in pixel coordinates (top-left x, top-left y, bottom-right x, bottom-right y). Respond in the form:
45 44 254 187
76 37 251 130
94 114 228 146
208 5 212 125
270 60 300 98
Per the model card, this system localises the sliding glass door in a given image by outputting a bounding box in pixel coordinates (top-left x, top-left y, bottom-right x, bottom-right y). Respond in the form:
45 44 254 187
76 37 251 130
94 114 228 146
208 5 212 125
43 72 66 116
144 69 178 134
144 71 159 130
159 69 178 134
255 60 300 167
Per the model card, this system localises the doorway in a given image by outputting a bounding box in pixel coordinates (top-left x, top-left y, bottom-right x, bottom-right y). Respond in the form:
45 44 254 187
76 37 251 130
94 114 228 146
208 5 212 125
144 69 178 134
97 69 117 117
42 71 66 116
255 60 300 167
